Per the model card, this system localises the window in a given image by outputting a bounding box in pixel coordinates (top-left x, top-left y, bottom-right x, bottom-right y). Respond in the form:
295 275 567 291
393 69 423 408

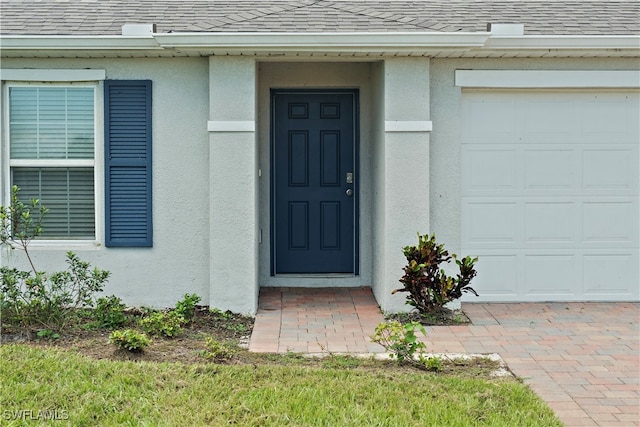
7 85 98 240
3 76 153 247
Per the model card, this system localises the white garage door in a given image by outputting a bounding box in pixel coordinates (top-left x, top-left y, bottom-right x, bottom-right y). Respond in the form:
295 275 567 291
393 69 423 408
461 90 639 301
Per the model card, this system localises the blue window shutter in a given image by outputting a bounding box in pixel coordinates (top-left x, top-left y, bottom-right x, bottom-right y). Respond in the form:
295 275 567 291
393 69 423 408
104 80 152 247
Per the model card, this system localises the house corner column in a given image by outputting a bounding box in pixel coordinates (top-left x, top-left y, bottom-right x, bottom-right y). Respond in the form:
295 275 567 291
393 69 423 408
208 57 258 314
376 57 432 312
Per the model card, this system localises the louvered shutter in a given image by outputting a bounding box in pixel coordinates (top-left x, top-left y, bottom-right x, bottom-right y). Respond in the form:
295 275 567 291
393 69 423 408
104 80 152 247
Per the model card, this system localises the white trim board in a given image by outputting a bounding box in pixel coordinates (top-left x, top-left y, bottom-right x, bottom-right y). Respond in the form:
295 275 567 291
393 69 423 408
208 121 256 132
385 121 433 132
0 69 106 82
455 70 640 88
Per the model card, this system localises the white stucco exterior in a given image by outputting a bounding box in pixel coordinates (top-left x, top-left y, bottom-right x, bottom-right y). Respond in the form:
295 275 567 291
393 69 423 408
1 57 212 309
2 43 639 313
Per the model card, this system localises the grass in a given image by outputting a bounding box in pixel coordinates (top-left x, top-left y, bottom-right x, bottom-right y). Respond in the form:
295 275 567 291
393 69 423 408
0 344 562 426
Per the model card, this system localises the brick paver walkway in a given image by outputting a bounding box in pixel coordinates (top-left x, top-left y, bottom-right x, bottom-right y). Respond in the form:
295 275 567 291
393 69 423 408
249 287 640 427
249 287 385 354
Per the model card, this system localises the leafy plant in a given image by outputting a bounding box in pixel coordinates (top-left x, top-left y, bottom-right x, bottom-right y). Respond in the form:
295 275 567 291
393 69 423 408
0 187 110 335
226 323 247 333
371 320 427 365
0 185 48 273
174 293 201 323
109 329 151 352
93 295 127 329
1 252 110 334
202 337 235 362
36 329 60 340
372 320 442 371
210 307 233 320
424 355 442 372
393 233 478 313
139 311 184 338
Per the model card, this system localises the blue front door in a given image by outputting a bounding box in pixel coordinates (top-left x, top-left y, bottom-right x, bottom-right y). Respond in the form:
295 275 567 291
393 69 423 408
271 90 358 274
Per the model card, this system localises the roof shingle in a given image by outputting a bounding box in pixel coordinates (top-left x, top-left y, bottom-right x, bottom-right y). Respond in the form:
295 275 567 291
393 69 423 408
1 0 638 36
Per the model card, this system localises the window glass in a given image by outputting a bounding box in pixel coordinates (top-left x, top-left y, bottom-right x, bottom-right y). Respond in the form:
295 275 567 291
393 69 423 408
8 86 96 240
10 87 94 159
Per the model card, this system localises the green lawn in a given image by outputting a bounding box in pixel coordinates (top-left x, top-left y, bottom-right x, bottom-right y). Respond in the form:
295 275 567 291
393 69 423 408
0 344 561 426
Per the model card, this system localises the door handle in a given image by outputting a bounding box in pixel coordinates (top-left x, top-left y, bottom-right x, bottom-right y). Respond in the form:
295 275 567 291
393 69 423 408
345 188 353 197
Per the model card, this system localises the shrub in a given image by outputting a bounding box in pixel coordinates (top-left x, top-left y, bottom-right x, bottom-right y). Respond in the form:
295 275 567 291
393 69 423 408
174 293 201 323
372 320 427 364
109 329 151 352
139 311 184 338
0 186 110 335
202 337 235 362
393 233 478 313
0 252 110 334
371 320 441 371
93 295 127 329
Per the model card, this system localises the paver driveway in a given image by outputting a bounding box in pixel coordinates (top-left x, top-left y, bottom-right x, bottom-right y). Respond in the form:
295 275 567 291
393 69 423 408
250 288 639 427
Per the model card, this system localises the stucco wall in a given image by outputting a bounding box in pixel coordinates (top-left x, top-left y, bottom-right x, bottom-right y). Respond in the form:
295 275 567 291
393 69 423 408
1 57 211 308
208 57 259 314
375 58 431 313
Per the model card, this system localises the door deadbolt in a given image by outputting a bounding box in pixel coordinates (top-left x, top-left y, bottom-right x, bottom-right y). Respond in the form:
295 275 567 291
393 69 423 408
346 172 353 184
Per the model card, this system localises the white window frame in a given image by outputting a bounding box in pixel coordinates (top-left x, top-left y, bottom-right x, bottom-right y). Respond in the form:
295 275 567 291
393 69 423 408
1 77 104 250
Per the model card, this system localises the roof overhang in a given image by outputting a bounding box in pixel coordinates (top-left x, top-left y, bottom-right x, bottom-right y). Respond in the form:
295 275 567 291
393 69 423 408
1 31 638 58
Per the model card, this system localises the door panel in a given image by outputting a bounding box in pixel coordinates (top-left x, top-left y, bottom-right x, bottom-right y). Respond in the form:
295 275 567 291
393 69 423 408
272 90 358 274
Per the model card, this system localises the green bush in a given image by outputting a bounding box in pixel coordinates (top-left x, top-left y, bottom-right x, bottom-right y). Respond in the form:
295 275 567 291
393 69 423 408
109 329 151 352
0 186 110 335
393 233 478 313
174 293 201 323
202 337 235 363
0 252 110 334
371 320 441 371
139 311 184 338
93 295 127 329
372 321 427 364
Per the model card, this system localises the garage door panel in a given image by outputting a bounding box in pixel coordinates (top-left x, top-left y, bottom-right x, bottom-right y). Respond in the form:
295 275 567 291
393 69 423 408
525 202 577 245
462 201 520 247
462 148 518 193
461 90 639 302
581 95 640 143
524 148 577 191
583 147 638 193
469 254 519 299
522 99 577 143
462 98 517 143
582 201 637 244
583 253 638 298
524 254 578 297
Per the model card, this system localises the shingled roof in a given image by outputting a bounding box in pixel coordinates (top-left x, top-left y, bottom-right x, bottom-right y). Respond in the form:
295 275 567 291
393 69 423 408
1 0 639 36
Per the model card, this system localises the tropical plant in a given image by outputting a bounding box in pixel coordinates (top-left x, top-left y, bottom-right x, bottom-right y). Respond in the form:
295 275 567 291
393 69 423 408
393 233 478 313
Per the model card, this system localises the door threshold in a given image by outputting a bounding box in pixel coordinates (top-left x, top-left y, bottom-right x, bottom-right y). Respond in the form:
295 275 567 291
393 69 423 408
274 274 357 278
